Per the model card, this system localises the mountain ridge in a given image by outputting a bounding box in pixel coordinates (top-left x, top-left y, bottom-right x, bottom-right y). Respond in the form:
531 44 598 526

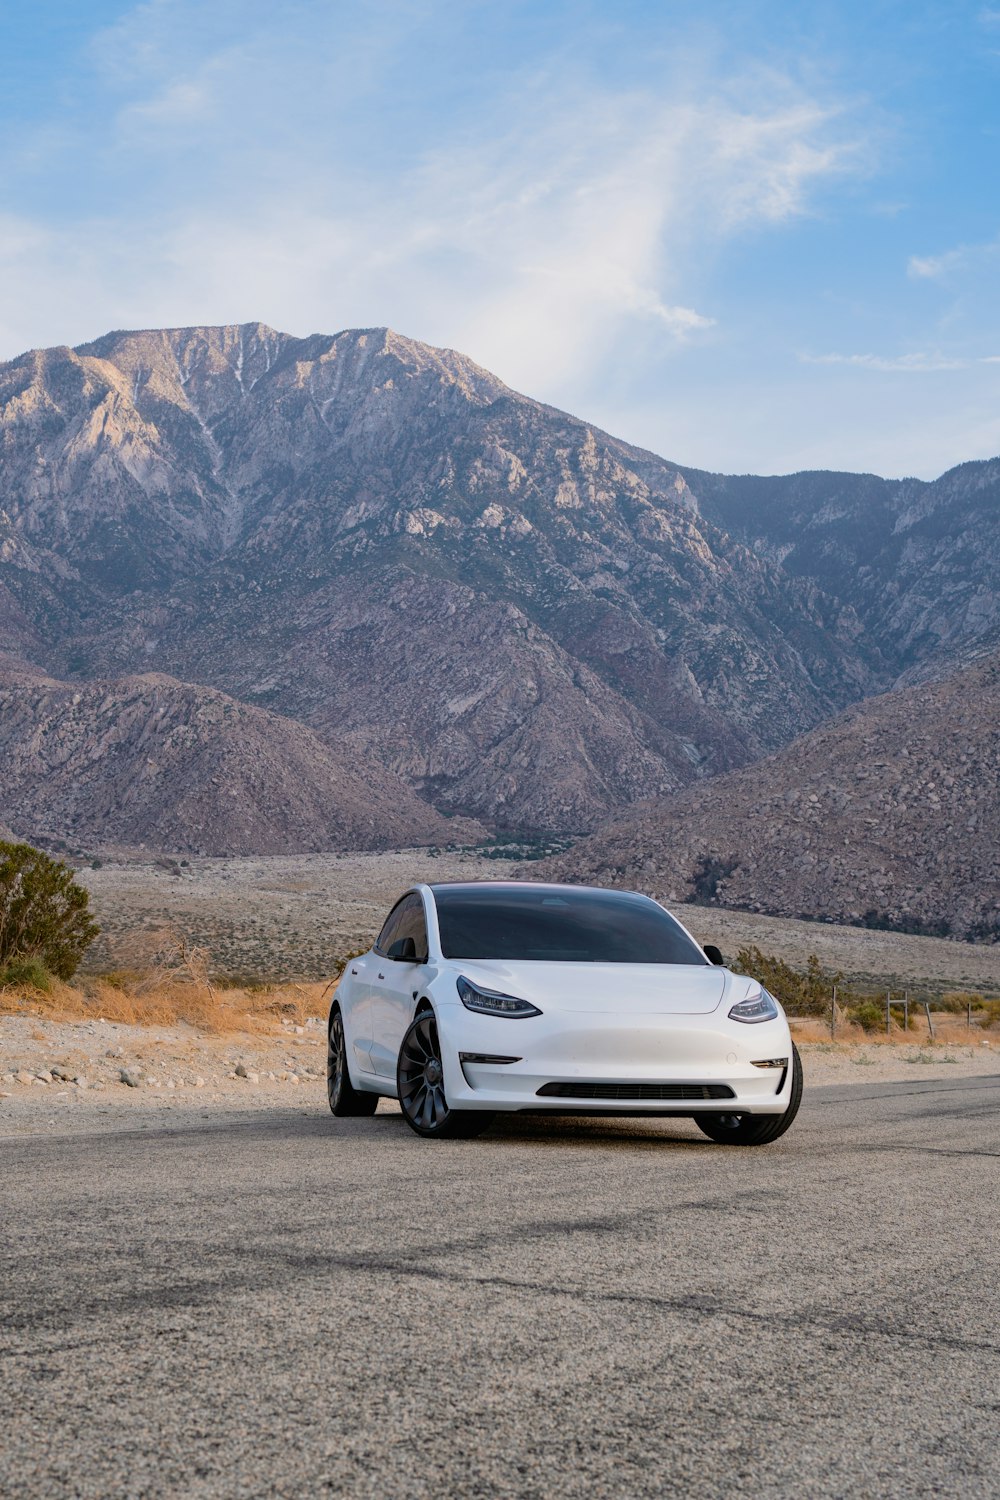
0 661 476 855
535 653 1000 942
0 321 997 848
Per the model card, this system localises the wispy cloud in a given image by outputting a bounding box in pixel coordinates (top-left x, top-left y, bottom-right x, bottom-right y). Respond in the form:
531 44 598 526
0 3 869 401
801 351 1000 372
907 235 1000 280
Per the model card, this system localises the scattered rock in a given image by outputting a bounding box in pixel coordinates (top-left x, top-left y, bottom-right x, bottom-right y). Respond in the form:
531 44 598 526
119 1068 142 1088
15 1070 34 1086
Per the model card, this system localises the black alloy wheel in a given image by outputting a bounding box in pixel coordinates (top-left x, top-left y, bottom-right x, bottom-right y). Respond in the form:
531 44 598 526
327 1006 378 1117
397 1012 493 1139
695 1044 803 1146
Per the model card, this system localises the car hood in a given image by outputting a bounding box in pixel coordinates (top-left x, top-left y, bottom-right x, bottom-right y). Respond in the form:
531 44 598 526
451 961 728 1015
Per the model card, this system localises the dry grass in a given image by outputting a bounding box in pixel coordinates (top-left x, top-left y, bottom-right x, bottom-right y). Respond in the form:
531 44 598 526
790 1014 998 1046
0 974 331 1033
0 924 334 1034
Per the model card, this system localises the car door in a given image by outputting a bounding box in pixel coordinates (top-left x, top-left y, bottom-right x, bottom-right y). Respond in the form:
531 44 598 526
369 892 428 1079
342 950 379 1076
349 901 407 1076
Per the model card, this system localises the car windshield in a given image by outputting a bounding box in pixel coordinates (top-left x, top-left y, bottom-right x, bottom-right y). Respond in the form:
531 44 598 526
432 885 709 964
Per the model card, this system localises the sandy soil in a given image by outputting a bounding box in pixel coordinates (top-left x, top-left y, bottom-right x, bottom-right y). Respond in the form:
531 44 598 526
79 850 519 979
2 1013 996 1137
78 851 1000 994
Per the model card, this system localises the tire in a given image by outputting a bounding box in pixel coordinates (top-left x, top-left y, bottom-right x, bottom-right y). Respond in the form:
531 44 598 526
327 1005 379 1117
397 1011 494 1139
695 1044 803 1146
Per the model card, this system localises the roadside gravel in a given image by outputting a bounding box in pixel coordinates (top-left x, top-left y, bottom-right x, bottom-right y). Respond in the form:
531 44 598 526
2 1013 998 1135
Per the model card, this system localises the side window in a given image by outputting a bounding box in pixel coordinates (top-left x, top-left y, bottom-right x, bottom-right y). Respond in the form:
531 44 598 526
374 900 406 956
393 895 428 960
374 894 427 958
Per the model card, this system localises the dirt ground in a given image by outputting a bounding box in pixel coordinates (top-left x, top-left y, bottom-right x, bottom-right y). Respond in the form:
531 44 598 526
1 1009 997 1138
78 850 1000 993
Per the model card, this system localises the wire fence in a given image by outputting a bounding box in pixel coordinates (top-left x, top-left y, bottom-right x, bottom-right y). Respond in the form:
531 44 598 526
788 989 996 1039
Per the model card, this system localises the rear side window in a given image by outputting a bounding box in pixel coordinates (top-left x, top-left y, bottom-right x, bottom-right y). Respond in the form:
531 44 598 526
375 893 427 959
432 885 707 965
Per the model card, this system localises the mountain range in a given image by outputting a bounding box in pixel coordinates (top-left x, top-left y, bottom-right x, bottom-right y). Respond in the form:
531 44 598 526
0 322 996 925
0 660 468 856
538 653 1000 942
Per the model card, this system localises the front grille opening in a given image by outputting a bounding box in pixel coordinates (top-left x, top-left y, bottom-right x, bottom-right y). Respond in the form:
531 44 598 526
536 1081 736 1101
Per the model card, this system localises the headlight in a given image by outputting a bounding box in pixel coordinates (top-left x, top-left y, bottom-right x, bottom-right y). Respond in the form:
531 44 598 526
457 976 541 1018
728 986 780 1024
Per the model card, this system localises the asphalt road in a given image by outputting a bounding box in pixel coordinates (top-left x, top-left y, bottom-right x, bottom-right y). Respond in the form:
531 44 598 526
2 1077 999 1499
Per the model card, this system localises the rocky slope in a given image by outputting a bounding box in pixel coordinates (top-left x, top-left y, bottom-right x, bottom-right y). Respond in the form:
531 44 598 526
0 321 997 841
687 462 1000 681
0 665 469 856
0 323 885 830
537 654 1000 941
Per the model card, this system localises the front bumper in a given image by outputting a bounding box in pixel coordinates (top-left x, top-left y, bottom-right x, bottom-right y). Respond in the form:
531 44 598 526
435 1002 795 1115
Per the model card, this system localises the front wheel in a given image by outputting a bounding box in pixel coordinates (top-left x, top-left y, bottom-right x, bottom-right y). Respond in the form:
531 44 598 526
397 1012 494 1139
327 1006 379 1117
695 1044 803 1146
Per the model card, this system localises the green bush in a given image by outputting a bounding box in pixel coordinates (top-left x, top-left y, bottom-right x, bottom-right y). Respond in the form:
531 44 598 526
733 946 842 1017
848 1001 885 1033
0 841 99 981
0 955 52 991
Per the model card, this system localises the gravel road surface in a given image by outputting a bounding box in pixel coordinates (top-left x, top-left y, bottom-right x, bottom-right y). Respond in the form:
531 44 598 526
2 1077 998 1498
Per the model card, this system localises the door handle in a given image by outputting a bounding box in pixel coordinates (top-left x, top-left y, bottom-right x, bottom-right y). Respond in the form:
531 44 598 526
350 967 359 975
377 972 385 980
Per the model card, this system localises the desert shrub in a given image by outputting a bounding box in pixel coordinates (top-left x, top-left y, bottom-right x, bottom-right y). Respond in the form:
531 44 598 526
688 856 738 904
859 909 951 939
0 841 99 980
848 1001 885 1034
733 946 842 1017
0 955 53 992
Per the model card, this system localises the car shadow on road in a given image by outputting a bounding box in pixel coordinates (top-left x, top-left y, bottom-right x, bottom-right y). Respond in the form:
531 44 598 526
362 1104 710 1151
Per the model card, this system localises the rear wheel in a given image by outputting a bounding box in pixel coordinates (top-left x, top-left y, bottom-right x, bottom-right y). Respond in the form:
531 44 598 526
397 1012 494 1139
327 1006 379 1117
695 1044 803 1146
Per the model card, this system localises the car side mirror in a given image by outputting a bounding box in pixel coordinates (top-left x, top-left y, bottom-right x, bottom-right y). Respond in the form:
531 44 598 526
387 936 420 962
703 944 725 967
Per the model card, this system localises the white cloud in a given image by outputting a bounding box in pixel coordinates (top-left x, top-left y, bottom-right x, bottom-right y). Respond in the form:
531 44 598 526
0 3 867 405
907 235 1000 280
802 351 970 372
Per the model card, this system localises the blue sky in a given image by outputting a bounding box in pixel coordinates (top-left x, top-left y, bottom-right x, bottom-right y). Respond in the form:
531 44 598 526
1 0 998 477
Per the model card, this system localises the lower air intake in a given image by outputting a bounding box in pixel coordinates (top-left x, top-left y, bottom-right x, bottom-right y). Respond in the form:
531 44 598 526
535 1081 736 1101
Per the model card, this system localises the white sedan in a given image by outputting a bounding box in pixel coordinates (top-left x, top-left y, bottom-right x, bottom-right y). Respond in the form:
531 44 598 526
326 881 802 1145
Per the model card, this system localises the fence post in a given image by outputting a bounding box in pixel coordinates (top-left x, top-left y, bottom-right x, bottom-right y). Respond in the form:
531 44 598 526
831 985 837 1039
904 990 909 1033
924 1001 935 1040
886 989 891 1036
968 1000 972 1030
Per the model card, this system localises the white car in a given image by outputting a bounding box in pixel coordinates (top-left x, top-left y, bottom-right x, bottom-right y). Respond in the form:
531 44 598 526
327 881 802 1145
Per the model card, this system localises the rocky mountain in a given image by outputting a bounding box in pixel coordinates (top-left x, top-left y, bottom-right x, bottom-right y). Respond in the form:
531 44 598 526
0 664 470 856
0 323 887 832
0 321 996 845
536 654 1000 942
685 461 1000 682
